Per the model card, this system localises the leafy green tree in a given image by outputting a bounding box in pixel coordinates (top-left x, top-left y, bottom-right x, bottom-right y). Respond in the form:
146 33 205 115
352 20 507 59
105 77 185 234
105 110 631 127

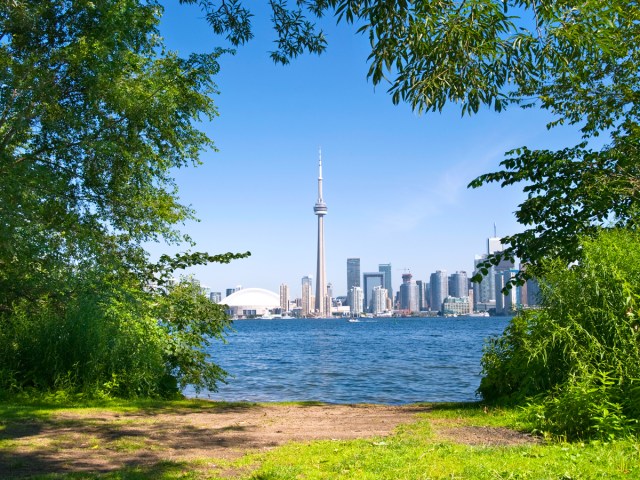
0 0 250 397
0 0 222 309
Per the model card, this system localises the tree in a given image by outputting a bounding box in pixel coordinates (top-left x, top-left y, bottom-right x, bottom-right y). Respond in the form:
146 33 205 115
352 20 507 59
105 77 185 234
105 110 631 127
190 1 640 276
0 0 250 396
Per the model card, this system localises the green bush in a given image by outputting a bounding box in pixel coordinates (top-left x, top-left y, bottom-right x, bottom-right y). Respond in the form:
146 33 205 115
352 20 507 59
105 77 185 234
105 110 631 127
479 228 640 439
0 271 230 399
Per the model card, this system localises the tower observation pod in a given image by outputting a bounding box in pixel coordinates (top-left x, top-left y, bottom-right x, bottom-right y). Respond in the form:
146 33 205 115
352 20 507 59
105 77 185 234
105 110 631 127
314 149 327 316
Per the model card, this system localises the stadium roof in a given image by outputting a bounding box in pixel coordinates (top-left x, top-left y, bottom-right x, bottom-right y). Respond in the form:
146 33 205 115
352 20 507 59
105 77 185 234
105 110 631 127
222 288 280 308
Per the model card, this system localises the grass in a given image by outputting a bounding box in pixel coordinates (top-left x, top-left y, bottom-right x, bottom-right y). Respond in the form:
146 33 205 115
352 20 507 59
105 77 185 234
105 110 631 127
248 428 639 479
1 398 639 479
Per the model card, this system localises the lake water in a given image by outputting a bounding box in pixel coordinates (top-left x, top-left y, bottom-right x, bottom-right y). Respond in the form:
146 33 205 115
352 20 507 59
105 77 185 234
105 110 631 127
186 316 510 405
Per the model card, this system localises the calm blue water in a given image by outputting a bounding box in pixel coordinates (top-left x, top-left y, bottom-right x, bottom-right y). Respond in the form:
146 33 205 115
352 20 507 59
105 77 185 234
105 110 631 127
186 316 509 405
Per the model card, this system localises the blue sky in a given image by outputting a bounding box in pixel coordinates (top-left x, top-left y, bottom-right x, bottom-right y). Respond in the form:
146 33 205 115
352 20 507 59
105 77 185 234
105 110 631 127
155 2 582 298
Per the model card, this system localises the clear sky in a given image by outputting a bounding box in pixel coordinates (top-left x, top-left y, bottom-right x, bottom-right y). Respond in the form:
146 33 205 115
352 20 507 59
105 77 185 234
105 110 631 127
154 2 582 298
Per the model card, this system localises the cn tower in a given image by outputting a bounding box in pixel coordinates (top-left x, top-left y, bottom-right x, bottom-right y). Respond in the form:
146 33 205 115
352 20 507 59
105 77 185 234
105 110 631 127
314 149 327 316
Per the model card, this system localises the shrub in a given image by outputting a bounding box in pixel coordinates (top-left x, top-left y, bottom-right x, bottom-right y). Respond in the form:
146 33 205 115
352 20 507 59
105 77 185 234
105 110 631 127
0 271 230 399
479 228 640 439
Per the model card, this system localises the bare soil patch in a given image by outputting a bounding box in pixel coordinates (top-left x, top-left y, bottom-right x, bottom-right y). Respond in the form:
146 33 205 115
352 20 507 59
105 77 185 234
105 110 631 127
0 403 536 478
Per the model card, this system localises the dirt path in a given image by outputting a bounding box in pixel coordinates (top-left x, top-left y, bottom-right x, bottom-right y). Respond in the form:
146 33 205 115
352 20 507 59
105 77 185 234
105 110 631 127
0 403 535 478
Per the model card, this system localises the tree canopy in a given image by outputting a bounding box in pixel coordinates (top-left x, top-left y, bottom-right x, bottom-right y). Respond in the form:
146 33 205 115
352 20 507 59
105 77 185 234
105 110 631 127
0 0 249 397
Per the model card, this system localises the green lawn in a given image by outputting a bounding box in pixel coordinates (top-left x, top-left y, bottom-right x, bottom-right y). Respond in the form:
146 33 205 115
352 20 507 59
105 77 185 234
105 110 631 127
1 398 638 479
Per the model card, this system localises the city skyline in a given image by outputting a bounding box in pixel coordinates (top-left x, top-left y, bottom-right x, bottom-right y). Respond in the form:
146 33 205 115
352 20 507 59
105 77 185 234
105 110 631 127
151 3 587 296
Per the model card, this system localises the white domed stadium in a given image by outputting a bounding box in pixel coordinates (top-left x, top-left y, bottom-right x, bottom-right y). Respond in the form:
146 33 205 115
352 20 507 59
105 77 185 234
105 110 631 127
220 288 280 318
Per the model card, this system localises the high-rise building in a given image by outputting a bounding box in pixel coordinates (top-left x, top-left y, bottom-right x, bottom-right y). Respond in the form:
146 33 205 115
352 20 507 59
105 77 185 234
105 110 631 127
349 286 364 314
371 285 388 315
279 283 289 312
429 270 448 313
363 272 384 313
210 292 222 303
416 280 427 311
449 271 469 298
473 255 496 312
314 150 328 316
399 272 419 313
378 263 392 299
474 229 513 312
488 223 504 254
226 286 241 297
324 283 333 316
301 275 313 317
495 269 519 315
488 237 503 255
346 258 361 300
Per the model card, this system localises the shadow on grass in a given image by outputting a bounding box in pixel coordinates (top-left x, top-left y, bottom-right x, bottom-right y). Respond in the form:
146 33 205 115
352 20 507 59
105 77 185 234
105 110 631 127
0 398 271 478
0 417 260 478
0 455 194 479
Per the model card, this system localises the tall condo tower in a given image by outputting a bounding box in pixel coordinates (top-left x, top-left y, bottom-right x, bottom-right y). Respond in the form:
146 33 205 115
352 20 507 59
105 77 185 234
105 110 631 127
314 150 328 316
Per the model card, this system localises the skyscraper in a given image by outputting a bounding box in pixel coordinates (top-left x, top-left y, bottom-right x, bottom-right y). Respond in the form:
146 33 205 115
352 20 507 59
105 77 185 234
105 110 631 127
416 280 427 311
449 271 469 298
429 270 448 313
488 224 504 255
399 272 419 313
301 275 312 317
279 283 289 312
349 286 364 314
378 263 392 299
371 285 388 314
314 150 328 316
346 258 360 299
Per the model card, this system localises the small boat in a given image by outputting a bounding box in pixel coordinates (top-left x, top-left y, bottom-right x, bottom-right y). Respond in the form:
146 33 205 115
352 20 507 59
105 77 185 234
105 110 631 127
468 311 490 317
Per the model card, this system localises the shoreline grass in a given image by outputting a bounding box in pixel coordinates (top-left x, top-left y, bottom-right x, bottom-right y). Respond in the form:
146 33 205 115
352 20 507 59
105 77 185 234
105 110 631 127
1 398 638 479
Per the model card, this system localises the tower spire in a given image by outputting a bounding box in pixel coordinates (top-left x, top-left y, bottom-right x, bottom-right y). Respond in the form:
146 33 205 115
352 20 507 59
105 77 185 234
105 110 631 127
317 147 323 202
314 149 328 317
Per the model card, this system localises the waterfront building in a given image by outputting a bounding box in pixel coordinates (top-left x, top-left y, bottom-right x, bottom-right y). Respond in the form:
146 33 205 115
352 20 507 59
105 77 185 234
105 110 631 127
473 254 496 311
378 263 393 299
349 286 364 314
429 270 448 313
346 258 361 301
363 272 385 313
301 275 313 317
399 272 419 313
372 285 388 315
279 283 289 312
324 282 333 316
416 280 428 311
449 271 469 298
314 150 328 316
442 296 471 316
210 291 222 303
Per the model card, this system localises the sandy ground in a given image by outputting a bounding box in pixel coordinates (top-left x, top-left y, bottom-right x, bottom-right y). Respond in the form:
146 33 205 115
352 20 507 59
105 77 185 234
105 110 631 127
0 403 538 478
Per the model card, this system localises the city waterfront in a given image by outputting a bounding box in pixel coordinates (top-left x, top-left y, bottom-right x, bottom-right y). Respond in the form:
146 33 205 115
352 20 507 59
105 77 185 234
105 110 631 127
186 316 511 404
